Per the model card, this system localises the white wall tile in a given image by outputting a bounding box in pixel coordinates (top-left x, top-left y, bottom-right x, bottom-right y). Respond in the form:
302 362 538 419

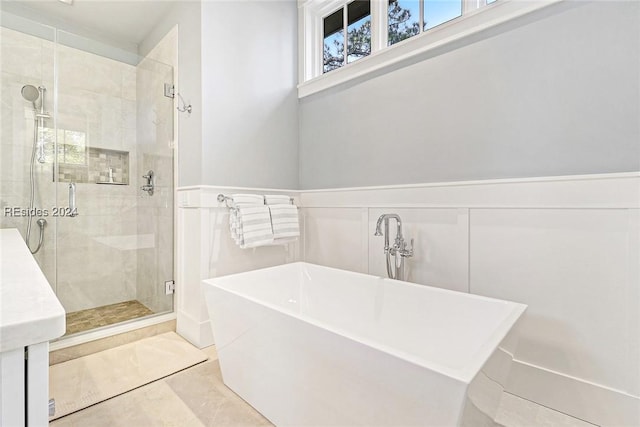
121 68 137 102
0 27 44 80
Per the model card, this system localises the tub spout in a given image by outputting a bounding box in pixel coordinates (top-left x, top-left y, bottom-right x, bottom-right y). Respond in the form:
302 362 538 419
374 214 413 281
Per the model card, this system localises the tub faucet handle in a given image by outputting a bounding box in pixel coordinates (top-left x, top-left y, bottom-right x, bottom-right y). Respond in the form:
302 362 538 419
401 238 414 258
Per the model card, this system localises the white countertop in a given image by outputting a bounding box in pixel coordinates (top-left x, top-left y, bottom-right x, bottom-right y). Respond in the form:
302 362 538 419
0 228 65 352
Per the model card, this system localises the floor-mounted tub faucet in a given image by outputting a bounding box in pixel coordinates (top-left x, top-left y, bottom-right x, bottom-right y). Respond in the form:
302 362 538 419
374 214 413 281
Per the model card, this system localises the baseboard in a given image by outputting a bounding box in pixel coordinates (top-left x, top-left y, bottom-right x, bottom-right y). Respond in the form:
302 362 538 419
507 360 640 426
176 310 215 349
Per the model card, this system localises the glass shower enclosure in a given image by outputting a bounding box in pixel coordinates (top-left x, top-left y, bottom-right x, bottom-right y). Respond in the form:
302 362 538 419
0 14 175 338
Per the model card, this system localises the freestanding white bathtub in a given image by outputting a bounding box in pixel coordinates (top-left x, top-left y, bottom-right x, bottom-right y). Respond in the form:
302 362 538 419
202 262 526 427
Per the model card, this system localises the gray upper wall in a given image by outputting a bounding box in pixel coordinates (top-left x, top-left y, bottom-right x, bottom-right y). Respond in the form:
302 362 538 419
141 0 299 189
200 0 299 190
141 1 204 188
298 1 640 189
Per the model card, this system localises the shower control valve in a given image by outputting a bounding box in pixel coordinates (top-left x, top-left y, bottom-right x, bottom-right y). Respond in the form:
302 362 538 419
141 170 155 196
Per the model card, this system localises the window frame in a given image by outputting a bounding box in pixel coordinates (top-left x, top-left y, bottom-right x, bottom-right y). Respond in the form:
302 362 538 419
298 0 563 98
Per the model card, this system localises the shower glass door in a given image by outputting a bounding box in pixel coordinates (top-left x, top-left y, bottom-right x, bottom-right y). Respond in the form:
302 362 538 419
54 29 175 336
1 16 176 338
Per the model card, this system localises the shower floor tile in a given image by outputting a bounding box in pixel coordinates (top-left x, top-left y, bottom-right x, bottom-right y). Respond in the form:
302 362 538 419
65 300 154 335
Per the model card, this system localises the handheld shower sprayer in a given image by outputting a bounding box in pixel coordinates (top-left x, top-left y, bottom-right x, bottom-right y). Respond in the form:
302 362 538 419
21 84 40 108
21 84 49 254
21 84 48 164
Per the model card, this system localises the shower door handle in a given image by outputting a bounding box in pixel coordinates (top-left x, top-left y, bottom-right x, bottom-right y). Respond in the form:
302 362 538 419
68 182 78 217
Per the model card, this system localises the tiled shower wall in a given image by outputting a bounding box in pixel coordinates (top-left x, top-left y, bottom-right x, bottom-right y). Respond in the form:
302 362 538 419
0 27 56 285
1 26 174 316
53 38 139 312
1 27 137 311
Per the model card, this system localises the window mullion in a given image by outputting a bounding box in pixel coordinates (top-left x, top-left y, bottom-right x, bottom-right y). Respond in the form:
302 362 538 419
343 4 348 66
371 0 388 52
419 0 424 33
313 9 323 79
463 0 481 15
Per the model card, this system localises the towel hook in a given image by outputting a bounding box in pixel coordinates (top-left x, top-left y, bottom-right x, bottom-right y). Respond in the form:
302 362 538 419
176 92 192 114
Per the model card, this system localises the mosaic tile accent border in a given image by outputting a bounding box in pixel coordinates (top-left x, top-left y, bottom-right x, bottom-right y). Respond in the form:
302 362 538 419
57 147 129 184
57 163 89 183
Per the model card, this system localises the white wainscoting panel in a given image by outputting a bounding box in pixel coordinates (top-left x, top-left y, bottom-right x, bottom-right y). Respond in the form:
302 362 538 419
177 186 300 348
297 173 640 427
303 208 368 273
368 208 469 293
470 208 636 393
178 174 639 425
206 208 299 278
470 208 639 426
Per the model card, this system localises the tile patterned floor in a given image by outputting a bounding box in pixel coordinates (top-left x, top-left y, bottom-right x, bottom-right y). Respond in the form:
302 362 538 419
50 344 598 427
50 333 207 420
65 300 154 335
50 346 270 427
496 393 596 427
50 320 176 365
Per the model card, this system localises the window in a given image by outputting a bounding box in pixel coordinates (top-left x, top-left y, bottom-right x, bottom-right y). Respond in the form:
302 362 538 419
313 0 492 77
57 129 87 165
301 0 561 96
388 0 463 45
323 0 371 73
388 0 420 45
424 1 462 31
42 127 87 165
387 0 462 45
323 8 344 73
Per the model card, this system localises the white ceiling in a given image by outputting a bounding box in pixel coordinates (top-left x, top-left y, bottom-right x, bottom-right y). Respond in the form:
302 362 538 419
1 0 177 52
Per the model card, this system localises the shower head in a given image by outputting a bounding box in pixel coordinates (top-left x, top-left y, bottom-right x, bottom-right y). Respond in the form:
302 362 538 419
21 85 40 103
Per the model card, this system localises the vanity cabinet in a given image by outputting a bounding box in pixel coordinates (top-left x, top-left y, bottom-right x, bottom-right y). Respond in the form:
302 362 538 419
1 343 49 426
0 229 65 426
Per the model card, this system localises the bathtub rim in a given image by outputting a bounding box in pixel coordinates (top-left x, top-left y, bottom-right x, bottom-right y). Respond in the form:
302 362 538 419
202 261 527 384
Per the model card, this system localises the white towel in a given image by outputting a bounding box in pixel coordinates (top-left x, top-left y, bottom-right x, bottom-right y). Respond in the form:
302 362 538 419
264 194 292 205
269 204 299 240
229 208 241 243
231 193 264 206
231 205 274 248
228 194 263 244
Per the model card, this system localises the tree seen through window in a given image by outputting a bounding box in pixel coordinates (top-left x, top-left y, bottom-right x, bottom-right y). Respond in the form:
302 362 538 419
323 0 465 73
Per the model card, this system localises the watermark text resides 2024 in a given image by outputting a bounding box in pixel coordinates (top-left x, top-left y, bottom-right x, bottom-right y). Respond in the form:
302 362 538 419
4 207 77 217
